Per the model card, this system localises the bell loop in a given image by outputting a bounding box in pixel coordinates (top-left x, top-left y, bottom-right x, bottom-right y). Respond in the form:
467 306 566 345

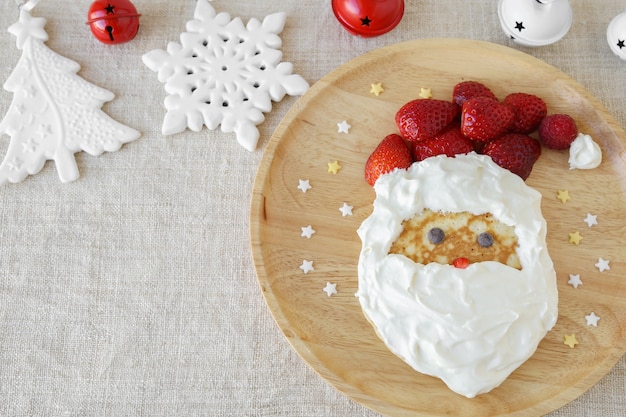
15 0 42 12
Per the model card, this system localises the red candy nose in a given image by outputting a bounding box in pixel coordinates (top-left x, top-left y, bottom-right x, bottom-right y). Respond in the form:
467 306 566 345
453 257 470 269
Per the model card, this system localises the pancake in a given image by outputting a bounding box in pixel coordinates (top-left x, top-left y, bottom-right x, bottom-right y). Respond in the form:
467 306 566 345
389 208 521 269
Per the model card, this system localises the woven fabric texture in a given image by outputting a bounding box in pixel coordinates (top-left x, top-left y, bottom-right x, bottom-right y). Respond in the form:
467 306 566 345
0 0 624 416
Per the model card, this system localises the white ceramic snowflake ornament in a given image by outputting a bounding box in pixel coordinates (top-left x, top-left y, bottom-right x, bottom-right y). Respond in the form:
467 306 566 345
142 0 309 151
0 2 140 185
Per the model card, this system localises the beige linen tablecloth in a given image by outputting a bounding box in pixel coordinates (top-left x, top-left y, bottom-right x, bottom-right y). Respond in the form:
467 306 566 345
0 0 624 415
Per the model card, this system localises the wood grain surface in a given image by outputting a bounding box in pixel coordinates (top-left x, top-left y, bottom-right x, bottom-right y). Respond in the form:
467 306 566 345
249 39 626 417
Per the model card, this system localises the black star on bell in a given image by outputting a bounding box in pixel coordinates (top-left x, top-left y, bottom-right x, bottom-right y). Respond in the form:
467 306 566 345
515 21 525 32
618 39 625 49
104 3 115 14
361 16 372 26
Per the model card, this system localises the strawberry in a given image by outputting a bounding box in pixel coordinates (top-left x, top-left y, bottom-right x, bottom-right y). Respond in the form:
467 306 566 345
411 124 474 161
395 99 460 142
482 133 542 180
503 92 547 134
538 114 578 150
461 97 515 142
470 139 487 153
452 81 497 107
364 134 413 186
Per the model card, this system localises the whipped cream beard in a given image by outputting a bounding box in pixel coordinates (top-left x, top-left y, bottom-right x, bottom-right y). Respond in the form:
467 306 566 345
356 153 558 398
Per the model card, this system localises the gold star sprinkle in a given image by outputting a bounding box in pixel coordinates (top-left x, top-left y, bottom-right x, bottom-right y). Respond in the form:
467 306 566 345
327 160 342 174
419 88 432 99
557 190 570 203
568 231 583 245
370 83 384 96
563 334 578 348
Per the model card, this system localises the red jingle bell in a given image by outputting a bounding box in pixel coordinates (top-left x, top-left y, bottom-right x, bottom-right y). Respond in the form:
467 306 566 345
332 0 404 37
87 0 141 44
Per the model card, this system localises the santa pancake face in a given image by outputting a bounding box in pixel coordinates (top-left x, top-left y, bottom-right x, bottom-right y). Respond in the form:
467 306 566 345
356 153 558 398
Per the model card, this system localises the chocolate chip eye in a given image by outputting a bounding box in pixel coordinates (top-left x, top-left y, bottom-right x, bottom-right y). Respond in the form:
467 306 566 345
477 232 494 248
428 227 445 244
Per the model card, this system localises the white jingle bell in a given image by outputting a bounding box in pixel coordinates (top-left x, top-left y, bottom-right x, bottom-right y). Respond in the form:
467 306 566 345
607 12 626 60
498 0 573 47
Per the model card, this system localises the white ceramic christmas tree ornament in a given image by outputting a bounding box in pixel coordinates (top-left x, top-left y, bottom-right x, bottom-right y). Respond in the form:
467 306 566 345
607 12 626 60
0 0 141 185
142 0 309 151
498 0 573 47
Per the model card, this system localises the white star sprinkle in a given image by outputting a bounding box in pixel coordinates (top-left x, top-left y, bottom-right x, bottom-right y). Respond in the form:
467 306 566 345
585 312 600 327
299 260 314 274
300 225 316 239
339 202 353 217
568 274 583 289
583 213 598 227
337 120 351 134
595 258 611 272
297 179 312 193
323 282 337 297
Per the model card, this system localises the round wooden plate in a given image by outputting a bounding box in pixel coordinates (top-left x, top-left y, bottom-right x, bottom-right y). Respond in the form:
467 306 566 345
250 39 626 417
